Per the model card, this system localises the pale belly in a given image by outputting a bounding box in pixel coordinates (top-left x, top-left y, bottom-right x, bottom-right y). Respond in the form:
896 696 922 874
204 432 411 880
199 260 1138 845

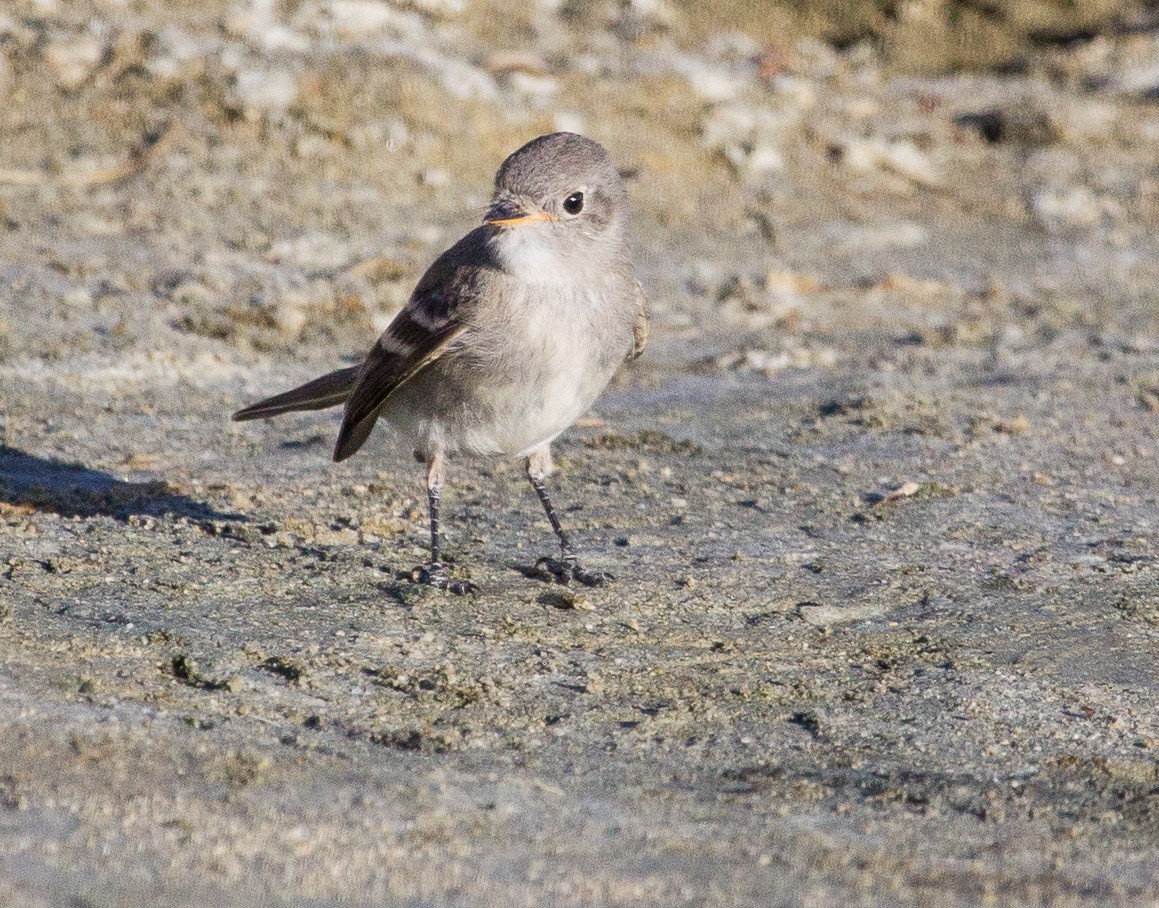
384 288 630 459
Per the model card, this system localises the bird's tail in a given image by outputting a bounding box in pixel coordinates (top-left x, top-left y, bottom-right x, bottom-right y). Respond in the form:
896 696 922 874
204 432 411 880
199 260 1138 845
232 367 360 421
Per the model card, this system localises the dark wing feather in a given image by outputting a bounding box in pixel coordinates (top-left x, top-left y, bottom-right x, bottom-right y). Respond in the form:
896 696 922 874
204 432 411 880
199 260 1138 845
332 229 488 462
232 366 360 421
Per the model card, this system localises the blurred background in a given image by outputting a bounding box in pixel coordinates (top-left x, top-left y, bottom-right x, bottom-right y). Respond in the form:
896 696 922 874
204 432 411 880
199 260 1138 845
1 0 1157 384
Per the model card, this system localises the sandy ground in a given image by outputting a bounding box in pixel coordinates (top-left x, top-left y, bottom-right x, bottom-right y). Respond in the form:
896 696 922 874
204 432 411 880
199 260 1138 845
2 1 1159 905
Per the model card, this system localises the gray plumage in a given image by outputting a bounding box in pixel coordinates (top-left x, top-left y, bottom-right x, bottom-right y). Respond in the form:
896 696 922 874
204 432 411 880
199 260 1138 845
234 132 648 592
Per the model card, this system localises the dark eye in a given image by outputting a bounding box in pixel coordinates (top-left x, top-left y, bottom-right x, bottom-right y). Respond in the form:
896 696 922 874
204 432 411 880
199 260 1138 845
563 191 584 215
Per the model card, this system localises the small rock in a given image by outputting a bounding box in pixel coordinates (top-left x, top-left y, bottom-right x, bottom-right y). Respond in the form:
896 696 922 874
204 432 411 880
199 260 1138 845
1030 185 1106 231
554 111 586 135
840 137 941 186
504 71 559 99
232 69 299 117
325 0 409 35
62 287 93 308
796 600 889 626
44 34 105 89
266 232 352 270
419 169 450 187
829 221 928 253
144 27 203 81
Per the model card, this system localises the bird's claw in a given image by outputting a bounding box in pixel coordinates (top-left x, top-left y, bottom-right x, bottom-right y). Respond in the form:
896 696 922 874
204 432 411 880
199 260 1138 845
412 562 477 595
534 556 612 587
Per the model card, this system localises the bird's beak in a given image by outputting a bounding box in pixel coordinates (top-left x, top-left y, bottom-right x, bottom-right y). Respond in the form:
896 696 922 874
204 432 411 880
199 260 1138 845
484 200 557 227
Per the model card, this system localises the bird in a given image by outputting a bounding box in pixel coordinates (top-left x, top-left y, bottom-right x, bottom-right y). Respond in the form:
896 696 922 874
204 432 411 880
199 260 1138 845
232 132 648 594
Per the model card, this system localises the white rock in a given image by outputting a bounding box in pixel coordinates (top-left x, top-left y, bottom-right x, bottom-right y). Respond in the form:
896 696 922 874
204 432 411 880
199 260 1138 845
687 65 746 103
797 600 889 626
273 293 310 335
233 68 299 115
224 1 308 51
44 34 105 89
702 103 799 182
419 168 450 187
506 71 559 98
267 232 352 270
830 221 928 252
63 287 93 308
252 23 312 53
767 75 816 111
144 27 204 81
721 142 784 179
326 0 399 34
1053 99 1118 145
745 144 785 174
666 52 746 103
421 52 498 101
553 111 585 135
1104 36 1159 95
293 133 333 158
841 137 940 186
880 138 940 185
1030 186 1104 230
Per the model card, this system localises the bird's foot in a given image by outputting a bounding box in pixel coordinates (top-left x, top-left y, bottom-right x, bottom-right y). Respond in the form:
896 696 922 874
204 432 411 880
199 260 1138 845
412 561 477 595
533 555 612 587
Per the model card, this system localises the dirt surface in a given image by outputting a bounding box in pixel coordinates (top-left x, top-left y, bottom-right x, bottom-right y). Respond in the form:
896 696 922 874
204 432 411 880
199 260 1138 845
2 1 1159 905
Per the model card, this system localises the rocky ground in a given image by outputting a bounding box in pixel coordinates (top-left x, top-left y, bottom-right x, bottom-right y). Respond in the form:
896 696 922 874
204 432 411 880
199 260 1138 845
1 0 1158 905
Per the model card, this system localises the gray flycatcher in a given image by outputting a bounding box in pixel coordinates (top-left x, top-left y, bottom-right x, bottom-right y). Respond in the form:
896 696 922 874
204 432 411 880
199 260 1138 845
233 132 648 593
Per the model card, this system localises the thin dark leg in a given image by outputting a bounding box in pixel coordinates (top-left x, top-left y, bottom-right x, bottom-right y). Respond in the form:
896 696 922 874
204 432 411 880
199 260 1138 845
428 482 444 568
529 473 573 558
412 455 474 594
527 468 611 588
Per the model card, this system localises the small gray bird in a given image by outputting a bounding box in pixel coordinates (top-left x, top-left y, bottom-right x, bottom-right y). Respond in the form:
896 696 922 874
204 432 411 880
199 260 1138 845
233 133 648 593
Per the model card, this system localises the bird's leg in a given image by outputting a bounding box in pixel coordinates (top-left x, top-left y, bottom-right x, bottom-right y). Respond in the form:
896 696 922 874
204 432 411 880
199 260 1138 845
413 451 475 594
527 446 610 587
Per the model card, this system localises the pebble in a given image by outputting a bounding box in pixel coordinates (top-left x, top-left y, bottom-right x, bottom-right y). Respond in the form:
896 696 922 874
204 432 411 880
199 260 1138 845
43 34 105 89
326 0 412 36
419 168 450 187
232 68 299 117
266 233 352 271
505 71 559 99
1030 185 1106 231
829 221 928 253
841 136 941 186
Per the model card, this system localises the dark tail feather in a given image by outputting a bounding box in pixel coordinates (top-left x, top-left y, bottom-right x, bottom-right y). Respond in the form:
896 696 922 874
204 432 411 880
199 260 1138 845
332 411 379 462
232 367 360 421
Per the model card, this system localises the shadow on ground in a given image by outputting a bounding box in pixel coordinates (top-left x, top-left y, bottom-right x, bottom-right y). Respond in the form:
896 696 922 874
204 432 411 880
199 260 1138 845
0 446 241 522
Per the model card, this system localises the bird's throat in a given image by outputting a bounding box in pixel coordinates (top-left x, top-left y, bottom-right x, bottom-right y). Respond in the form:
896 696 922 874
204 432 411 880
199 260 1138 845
493 228 575 285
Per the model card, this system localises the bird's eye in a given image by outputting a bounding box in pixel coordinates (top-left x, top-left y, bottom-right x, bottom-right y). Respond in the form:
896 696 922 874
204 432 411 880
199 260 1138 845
563 191 584 215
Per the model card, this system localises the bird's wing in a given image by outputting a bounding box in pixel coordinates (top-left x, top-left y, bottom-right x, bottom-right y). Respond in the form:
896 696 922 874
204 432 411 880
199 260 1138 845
232 366 360 421
628 279 649 361
332 232 485 462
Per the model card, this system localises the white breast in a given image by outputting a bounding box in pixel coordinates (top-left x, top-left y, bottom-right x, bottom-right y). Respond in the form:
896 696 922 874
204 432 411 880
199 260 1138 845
390 226 630 459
